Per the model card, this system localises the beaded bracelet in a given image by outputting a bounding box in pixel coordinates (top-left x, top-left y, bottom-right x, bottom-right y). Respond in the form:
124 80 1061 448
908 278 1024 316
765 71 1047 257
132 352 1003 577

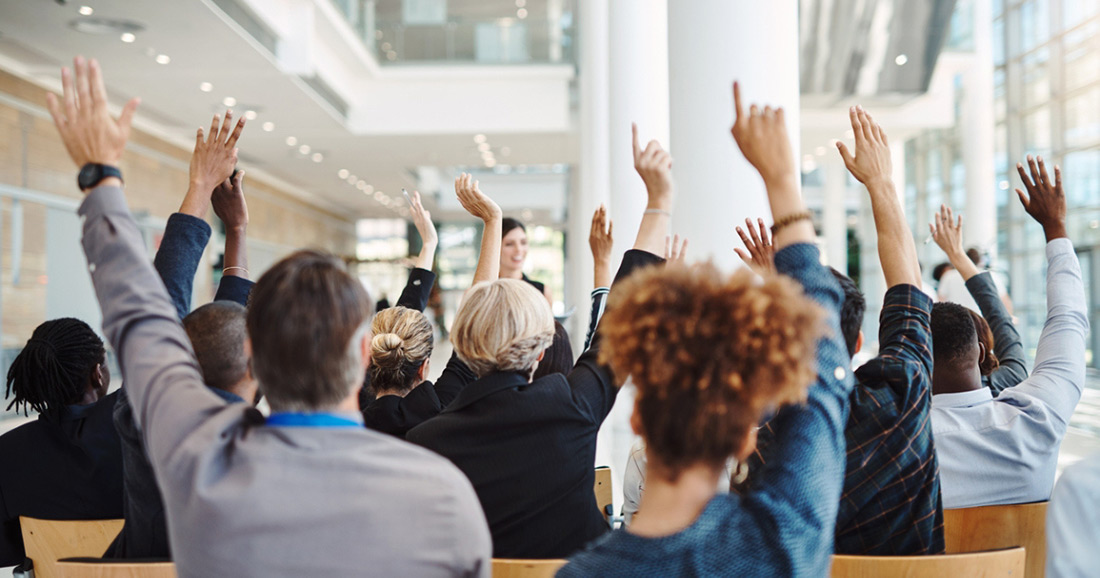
770 211 813 235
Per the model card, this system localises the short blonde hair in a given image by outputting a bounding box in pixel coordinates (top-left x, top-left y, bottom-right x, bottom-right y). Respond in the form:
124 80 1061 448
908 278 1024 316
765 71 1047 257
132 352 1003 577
453 279 555 377
369 306 434 394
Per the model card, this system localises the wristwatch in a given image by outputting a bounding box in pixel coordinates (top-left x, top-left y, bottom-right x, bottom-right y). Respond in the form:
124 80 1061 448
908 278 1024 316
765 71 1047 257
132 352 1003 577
78 164 123 191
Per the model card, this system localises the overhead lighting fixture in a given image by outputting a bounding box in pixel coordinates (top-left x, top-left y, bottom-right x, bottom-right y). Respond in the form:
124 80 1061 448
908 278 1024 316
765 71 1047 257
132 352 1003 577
222 96 237 107
312 152 323 162
199 82 213 92
374 191 385 201
386 51 397 61
299 144 311 154
347 174 358 184
70 18 144 36
356 181 369 191
79 6 94 16
474 134 487 144
120 32 136 43
154 54 171 65
338 169 350 179
285 136 297 146
517 8 528 19
363 184 374 194
895 54 909 66
485 158 497 168
244 110 258 120
478 143 491 153
262 121 275 132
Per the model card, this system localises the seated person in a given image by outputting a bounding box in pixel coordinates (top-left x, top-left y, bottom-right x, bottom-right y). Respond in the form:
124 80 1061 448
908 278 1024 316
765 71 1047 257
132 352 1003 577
531 322 574 380
48 57 490 576
1046 452 1100 577
931 156 1087 509
0 318 123 567
559 85 852 576
407 147 667 559
929 204 1027 396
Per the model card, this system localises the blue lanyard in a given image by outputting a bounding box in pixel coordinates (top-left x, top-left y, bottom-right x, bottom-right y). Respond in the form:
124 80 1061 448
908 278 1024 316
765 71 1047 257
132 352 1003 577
266 412 362 428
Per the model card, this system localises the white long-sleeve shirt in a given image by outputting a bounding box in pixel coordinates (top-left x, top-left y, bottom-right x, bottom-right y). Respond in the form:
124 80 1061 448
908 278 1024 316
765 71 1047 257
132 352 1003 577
1046 453 1100 577
932 238 1088 509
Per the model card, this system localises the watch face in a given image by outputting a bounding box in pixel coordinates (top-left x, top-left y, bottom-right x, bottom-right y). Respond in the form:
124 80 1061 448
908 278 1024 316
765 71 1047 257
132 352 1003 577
78 163 100 189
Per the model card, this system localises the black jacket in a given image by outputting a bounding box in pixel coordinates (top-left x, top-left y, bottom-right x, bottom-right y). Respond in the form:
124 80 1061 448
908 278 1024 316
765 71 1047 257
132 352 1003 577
406 250 663 558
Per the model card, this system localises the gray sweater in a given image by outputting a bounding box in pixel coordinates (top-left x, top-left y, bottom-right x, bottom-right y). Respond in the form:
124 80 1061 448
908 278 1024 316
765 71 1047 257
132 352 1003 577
79 185 491 577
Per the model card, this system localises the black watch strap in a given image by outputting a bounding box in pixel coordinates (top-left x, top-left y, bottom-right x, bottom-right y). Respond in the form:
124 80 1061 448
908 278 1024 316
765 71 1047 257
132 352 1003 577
78 164 123 191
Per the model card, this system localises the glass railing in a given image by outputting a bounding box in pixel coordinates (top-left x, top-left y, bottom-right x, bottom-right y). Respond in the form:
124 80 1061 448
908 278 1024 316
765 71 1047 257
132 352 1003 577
330 0 576 65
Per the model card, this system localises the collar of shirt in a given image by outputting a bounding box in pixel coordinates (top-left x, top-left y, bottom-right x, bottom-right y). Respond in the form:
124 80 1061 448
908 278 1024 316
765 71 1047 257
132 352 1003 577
931 387 993 409
266 411 364 428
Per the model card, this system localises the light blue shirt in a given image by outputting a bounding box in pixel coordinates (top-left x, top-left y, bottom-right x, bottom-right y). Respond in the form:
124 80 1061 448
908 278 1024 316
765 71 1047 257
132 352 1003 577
1047 453 1100 577
931 238 1088 509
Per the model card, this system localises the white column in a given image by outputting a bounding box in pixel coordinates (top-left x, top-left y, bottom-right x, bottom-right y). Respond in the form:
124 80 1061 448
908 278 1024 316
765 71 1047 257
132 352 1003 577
963 0 996 252
823 157 848 273
547 0 564 62
667 0 801 270
607 0 669 255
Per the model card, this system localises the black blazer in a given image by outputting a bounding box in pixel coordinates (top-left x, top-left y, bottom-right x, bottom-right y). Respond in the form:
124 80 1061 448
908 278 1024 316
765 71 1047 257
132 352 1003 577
0 391 124 566
406 250 663 558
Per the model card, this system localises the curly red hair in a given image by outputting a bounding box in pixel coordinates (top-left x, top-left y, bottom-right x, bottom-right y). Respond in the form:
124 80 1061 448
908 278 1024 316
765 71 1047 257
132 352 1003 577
599 262 828 481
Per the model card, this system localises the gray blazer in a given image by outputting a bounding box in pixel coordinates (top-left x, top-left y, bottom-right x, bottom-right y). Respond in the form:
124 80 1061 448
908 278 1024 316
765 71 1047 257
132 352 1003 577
79 185 490 577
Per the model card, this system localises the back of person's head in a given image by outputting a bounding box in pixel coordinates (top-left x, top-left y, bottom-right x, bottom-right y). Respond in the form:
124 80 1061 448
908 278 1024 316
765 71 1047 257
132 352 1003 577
501 217 526 238
932 262 952 283
829 267 865 358
183 302 249 394
369 306 433 394
931 302 980 370
5 318 106 419
966 247 983 266
532 322 574 380
247 250 373 411
598 263 827 481
968 309 999 376
452 279 554 377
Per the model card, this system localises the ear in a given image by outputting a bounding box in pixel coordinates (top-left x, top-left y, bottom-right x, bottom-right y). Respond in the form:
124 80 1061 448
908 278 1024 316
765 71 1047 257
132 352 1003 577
735 428 759 462
977 341 987 365
417 359 430 382
855 331 864 355
243 337 255 380
360 331 372 369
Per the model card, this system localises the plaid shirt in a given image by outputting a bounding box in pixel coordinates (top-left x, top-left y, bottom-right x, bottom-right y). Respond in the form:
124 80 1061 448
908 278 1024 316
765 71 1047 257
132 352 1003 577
747 284 943 555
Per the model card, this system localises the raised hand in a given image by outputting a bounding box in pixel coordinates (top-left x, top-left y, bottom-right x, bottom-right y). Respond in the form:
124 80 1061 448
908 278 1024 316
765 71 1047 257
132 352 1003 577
589 205 613 288
45 56 140 177
455 173 502 223
212 170 249 233
665 235 689 264
734 217 776 275
408 190 438 271
929 204 978 280
190 111 245 194
836 106 891 190
632 123 674 210
1016 155 1067 242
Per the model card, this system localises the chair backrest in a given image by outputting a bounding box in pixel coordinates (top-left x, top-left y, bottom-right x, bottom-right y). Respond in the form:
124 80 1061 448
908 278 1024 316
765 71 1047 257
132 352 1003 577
55 561 177 578
944 502 1048 578
593 466 613 521
19 517 125 578
831 547 1026 578
492 558 567 578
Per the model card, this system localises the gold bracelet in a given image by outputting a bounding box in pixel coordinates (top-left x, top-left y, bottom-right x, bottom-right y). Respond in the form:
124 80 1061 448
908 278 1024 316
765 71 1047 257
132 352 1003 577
223 266 249 276
770 211 813 236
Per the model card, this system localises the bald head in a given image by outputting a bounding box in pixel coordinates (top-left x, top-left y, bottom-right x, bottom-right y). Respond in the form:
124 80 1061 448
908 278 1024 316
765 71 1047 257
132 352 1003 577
183 301 249 396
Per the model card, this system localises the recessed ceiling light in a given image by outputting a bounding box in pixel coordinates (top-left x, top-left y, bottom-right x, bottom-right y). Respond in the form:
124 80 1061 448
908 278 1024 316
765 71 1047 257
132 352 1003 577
199 82 213 92
478 143 491 152
895 54 909 66
262 121 275 132
347 174 358 184
70 18 144 36
120 32 136 43
338 169 350 179
517 8 528 18
244 110 258 120
222 96 237 107
357 181 368 190
386 51 397 61
374 191 385 201
285 136 297 146
363 184 374 194
79 6 94 16
155 54 171 65
312 152 323 162
485 158 497 167
474 134 487 144
299 144 311 154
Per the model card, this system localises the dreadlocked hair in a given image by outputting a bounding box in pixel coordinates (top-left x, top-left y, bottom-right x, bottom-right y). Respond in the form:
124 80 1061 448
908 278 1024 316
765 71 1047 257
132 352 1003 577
5 318 105 419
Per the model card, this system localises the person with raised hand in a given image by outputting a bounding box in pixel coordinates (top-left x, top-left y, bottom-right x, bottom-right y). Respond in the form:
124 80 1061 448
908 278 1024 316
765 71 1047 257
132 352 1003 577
408 128 674 560
560 82 851 577
52 57 490 577
735 217 776 275
583 205 613 351
929 204 1027 396
932 156 1087 509
664 235 689 263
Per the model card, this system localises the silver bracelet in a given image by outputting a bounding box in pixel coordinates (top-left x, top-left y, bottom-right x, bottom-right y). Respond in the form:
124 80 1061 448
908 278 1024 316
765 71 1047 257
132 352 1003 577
223 266 249 276
644 208 671 217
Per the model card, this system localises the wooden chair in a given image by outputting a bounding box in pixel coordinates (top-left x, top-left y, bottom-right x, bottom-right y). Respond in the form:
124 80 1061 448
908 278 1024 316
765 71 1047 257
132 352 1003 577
831 547 1026 578
19 517 124 578
593 466 613 521
944 502 1048 578
55 561 177 578
492 558 567 578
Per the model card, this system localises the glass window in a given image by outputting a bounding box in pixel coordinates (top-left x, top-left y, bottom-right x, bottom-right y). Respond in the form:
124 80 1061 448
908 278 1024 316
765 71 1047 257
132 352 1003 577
1063 21 1100 91
1023 106 1053 151
1063 0 1100 29
993 17 1006 65
1021 47 1051 109
1019 0 1051 53
1065 86 1100 148
1063 150 1100 208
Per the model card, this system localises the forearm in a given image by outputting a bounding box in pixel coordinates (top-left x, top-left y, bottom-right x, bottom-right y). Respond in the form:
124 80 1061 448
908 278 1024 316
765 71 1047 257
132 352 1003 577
946 248 981 281
472 218 501 285
152 213 212 319
178 182 212 218
396 267 436 312
967 273 1025 377
593 259 612 290
765 176 815 250
868 181 921 287
414 242 437 271
222 227 248 279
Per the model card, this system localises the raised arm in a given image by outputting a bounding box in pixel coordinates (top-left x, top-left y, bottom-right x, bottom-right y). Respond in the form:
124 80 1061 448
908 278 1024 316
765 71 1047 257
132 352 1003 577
455 173 502 288
211 170 253 306
930 204 1026 393
584 205 613 351
393 191 438 312
837 107 921 288
735 217 776 275
1002 157 1087 419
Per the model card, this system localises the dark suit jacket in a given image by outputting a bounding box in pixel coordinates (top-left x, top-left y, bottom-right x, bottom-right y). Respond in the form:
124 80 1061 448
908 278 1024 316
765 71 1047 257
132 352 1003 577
0 392 124 566
406 249 663 558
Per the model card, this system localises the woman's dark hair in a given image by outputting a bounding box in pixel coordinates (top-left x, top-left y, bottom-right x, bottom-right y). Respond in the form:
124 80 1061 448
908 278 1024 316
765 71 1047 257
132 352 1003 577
502 218 526 238
932 262 952 283
5 318 105 419
533 322 574 380
968 309 1000 376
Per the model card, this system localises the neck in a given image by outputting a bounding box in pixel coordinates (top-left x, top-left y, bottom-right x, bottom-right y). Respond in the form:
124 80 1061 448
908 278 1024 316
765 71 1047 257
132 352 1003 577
500 265 523 279
932 362 983 395
226 379 259 406
375 380 424 399
78 388 101 406
628 457 722 538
